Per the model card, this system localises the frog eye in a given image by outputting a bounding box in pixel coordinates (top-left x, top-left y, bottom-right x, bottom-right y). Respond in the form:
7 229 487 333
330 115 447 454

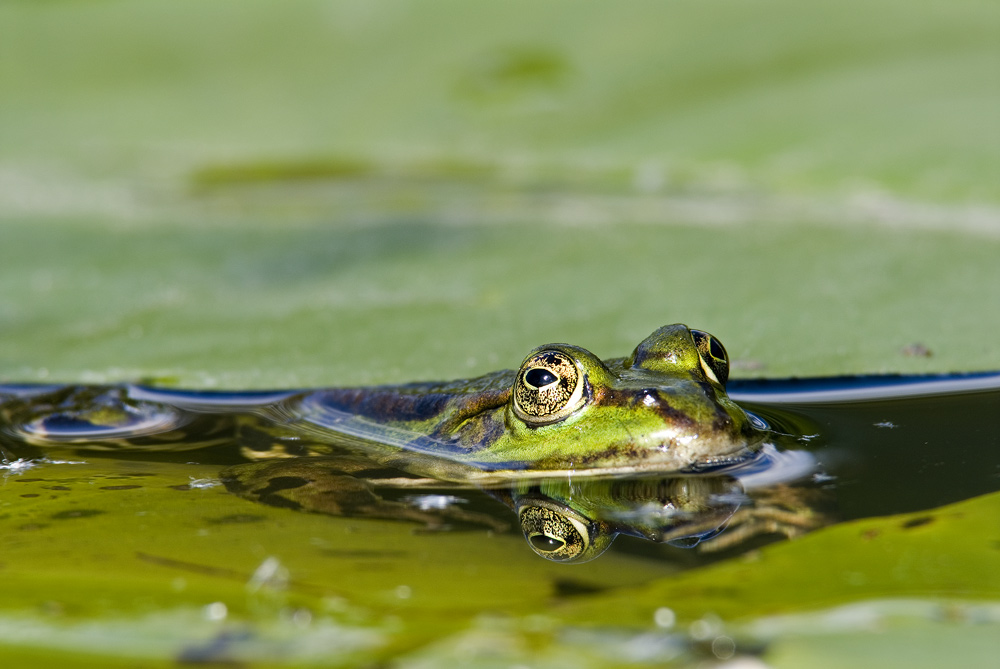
518 502 611 562
691 329 730 386
513 350 586 425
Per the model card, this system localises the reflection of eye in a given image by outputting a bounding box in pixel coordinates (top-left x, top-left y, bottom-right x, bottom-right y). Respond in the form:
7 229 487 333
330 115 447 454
691 329 730 386
518 504 592 562
513 350 585 424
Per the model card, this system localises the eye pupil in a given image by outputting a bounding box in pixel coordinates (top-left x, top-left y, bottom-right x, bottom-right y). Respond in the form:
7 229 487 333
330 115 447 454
525 368 558 388
529 534 565 552
691 329 730 386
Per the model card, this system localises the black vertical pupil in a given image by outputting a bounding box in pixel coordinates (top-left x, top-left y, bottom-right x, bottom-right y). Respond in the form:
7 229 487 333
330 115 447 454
525 368 558 388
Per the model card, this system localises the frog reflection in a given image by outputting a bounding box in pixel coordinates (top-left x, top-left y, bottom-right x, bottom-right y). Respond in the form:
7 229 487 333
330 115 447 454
219 454 825 563
501 474 749 562
516 478 826 562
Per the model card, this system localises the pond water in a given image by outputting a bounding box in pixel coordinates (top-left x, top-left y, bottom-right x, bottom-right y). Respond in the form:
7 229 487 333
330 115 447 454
1 374 998 667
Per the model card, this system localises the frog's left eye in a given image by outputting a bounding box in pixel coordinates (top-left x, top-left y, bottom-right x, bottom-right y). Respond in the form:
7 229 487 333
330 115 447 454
691 329 730 386
513 350 586 425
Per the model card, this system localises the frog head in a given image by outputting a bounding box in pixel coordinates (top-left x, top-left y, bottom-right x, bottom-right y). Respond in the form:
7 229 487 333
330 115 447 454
467 324 766 475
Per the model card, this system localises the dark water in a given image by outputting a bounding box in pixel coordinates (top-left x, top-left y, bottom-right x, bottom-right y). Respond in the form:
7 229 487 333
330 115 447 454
733 373 1000 520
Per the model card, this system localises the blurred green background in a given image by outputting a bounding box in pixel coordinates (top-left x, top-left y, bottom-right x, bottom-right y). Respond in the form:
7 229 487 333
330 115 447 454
2 2 1000 667
1 0 998 387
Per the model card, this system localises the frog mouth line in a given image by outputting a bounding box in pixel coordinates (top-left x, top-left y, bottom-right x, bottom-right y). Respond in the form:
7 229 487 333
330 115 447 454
463 438 771 483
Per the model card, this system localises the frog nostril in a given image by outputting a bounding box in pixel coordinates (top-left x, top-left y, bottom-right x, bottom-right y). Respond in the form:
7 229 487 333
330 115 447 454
640 389 659 406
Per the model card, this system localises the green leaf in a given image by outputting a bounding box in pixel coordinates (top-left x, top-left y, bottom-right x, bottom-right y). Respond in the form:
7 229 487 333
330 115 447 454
560 491 1000 626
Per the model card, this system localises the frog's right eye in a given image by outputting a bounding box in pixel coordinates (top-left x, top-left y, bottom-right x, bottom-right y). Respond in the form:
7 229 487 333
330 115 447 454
518 501 613 563
513 350 586 425
691 329 730 386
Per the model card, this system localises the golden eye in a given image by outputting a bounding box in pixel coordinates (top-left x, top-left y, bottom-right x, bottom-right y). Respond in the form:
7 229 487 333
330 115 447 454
519 504 590 562
512 350 585 424
517 501 615 563
691 329 730 386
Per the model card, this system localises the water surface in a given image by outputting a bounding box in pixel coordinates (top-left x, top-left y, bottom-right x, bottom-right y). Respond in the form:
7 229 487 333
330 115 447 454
1 374 998 667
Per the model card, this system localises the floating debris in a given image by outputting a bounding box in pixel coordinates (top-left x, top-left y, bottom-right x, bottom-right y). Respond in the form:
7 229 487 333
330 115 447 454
0 458 37 474
902 343 933 357
247 557 289 593
402 494 468 511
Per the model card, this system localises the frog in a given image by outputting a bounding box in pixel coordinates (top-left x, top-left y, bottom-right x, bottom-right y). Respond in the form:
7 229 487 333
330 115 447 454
241 323 767 474
0 324 780 562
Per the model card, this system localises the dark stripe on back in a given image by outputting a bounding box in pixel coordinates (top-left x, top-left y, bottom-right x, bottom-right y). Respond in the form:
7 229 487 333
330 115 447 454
319 388 454 423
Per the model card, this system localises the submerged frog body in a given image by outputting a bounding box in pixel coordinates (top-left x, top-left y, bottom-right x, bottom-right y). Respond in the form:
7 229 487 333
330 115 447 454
0 324 776 562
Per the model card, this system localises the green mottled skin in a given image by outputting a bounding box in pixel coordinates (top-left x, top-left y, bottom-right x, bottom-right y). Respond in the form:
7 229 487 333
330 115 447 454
286 324 765 479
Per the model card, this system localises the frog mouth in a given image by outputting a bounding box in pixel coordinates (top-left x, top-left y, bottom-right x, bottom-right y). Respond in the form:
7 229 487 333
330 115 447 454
467 433 769 482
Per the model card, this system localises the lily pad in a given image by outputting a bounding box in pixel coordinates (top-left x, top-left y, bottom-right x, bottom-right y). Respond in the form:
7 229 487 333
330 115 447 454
1 0 999 388
560 490 1000 626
